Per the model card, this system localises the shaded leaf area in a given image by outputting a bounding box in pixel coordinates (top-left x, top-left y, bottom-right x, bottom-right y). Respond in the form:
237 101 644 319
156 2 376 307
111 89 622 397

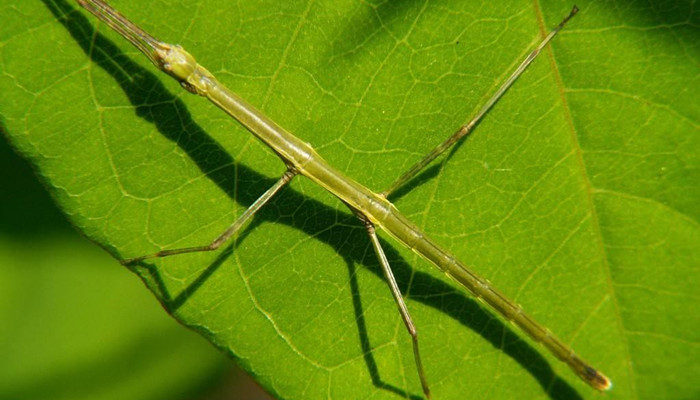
0 138 232 399
1 1 697 400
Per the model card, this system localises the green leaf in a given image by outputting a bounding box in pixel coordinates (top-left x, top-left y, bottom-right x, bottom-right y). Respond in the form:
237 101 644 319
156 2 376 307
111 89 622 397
1 1 697 399
0 236 230 400
0 139 231 399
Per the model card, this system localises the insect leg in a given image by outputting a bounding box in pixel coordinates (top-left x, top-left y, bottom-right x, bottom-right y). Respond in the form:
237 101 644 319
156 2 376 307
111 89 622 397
121 167 297 264
381 6 579 198
353 210 431 399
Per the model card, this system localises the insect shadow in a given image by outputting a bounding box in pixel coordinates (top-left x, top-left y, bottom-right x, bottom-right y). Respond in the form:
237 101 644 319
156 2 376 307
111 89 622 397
44 0 583 398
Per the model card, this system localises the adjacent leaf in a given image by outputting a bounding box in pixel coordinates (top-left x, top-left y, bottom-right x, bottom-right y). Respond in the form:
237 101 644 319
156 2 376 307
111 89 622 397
0 235 230 400
1 1 697 399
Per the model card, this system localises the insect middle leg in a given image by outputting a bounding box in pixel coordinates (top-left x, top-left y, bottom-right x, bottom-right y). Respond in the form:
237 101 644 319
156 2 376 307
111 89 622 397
121 167 297 265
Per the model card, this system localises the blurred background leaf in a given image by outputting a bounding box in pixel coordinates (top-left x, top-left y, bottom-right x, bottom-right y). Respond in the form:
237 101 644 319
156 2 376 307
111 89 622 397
1 1 697 400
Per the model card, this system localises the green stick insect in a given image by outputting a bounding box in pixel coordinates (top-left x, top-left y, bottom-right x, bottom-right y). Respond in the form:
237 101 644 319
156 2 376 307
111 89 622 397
77 0 612 397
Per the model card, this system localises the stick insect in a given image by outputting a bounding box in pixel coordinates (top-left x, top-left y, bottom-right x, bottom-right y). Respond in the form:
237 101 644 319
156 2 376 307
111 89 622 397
77 0 612 397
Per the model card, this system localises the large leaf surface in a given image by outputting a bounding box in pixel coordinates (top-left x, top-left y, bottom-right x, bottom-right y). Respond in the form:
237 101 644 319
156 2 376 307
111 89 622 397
1 0 697 399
